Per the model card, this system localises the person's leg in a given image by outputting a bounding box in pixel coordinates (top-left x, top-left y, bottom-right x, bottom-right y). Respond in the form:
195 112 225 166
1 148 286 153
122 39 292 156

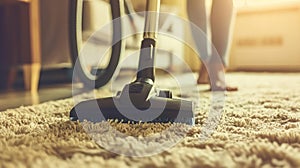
210 0 234 64
209 0 237 91
187 0 209 84
187 0 207 43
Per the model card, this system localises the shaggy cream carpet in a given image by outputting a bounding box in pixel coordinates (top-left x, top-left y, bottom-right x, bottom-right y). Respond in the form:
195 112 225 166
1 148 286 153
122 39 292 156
0 73 300 168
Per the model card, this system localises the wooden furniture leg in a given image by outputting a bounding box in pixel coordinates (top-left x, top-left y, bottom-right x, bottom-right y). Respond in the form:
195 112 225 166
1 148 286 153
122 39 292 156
23 0 41 93
23 63 41 93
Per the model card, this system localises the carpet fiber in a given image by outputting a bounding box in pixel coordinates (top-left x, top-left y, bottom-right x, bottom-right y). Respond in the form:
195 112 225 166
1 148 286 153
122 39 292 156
1 73 300 168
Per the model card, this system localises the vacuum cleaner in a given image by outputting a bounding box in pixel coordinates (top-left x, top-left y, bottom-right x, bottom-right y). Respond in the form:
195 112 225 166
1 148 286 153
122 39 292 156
69 0 195 125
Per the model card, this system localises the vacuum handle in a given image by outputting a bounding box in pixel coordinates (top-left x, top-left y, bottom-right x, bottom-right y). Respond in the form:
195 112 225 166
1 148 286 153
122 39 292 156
144 0 160 39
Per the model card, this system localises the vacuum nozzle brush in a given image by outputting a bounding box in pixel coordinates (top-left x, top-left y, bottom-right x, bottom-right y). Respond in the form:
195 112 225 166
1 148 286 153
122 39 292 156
70 80 195 125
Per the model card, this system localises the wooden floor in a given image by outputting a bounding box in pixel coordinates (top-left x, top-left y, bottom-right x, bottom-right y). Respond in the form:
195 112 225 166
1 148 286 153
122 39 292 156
0 84 78 111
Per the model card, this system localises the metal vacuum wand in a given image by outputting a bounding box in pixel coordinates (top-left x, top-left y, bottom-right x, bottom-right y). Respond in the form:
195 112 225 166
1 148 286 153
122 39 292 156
137 0 161 83
143 0 160 39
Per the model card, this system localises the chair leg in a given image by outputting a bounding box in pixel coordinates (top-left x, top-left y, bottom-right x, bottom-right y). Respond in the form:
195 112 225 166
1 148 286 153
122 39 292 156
24 0 41 94
23 63 41 93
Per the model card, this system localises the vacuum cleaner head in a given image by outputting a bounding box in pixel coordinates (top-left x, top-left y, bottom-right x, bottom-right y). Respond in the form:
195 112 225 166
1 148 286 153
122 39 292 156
70 79 195 125
70 0 195 125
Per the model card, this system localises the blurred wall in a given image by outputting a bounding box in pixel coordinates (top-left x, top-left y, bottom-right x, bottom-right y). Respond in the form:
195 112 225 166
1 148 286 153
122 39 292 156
229 2 300 71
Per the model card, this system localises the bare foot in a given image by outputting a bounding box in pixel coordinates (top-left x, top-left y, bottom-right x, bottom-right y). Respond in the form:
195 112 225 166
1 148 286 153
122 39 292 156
198 64 238 92
197 65 209 84
225 86 238 92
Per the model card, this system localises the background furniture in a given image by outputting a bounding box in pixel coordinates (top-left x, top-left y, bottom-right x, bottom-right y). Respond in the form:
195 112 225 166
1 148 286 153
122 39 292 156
0 0 75 92
0 0 41 92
